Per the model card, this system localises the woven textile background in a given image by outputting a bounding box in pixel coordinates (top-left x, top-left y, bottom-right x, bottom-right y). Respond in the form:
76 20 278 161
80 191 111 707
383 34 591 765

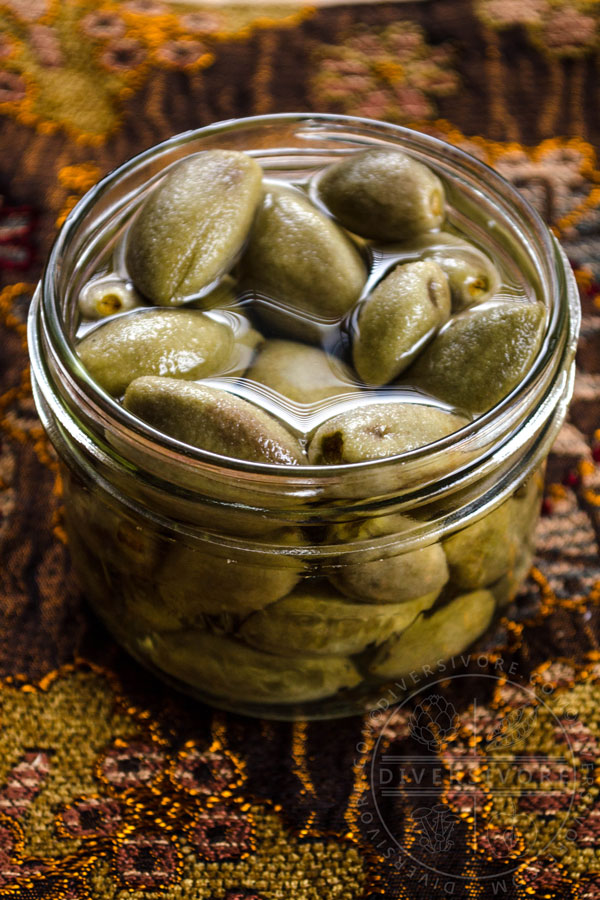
1 1 600 898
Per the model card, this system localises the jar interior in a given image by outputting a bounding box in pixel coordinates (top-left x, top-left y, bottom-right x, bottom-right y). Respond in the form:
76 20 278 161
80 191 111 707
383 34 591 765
62 459 545 719
32 115 579 719
66 122 544 447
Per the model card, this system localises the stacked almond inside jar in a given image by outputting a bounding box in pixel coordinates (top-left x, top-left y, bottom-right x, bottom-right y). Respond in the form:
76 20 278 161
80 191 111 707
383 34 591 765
69 147 546 707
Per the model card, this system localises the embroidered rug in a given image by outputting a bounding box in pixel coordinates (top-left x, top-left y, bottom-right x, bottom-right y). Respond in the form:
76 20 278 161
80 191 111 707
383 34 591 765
1 1 600 897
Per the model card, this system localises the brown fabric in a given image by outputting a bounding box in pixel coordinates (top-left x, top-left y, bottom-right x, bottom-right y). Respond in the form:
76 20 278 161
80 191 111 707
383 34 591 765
1 1 600 897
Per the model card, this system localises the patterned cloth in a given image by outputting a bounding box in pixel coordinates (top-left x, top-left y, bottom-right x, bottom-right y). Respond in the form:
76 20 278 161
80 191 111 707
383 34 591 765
1 1 600 897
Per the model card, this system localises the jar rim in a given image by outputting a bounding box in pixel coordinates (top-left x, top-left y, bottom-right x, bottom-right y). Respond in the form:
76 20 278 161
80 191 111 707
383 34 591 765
34 112 580 487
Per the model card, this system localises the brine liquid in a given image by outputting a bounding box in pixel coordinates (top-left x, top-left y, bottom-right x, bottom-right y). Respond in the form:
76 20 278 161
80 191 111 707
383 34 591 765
73 158 538 443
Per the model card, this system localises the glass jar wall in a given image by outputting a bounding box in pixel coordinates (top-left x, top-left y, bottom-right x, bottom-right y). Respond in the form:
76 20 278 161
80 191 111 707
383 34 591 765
28 115 580 718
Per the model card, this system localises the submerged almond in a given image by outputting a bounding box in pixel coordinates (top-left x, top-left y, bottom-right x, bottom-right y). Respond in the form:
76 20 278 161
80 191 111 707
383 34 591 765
407 301 546 414
126 150 263 305
77 309 234 396
328 514 449 604
317 148 445 241
145 630 361 704
308 401 468 464
353 259 451 385
239 581 433 657
241 185 365 325
369 589 496 679
123 376 305 465
157 529 304 617
246 339 359 404
443 501 517 590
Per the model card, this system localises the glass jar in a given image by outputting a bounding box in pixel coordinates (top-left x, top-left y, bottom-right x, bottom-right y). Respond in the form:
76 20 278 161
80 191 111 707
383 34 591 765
28 114 580 719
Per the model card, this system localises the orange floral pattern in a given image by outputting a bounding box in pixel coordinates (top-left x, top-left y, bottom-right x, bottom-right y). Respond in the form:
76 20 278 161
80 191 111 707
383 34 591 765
476 0 599 56
0 2 599 899
0 665 366 898
0 0 313 142
311 22 458 123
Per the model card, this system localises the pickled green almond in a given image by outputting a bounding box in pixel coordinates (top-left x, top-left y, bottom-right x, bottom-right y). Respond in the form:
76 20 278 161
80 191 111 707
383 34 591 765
64 501 180 631
78 276 141 320
156 529 303 617
145 631 361 704
406 232 500 311
246 339 359 404
435 252 498 311
369 589 496 679
239 581 435 657
241 185 365 319
66 528 127 622
253 304 338 346
187 275 238 311
490 547 533 609
329 514 448 604
485 479 540 608
65 480 160 576
308 401 468 464
207 309 264 377
126 151 263 305
317 149 445 241
443 501 518 590
510 468 544 544
353 260 451 385
124 376 305 464
407 302 546 415
77 309 234 397
124 580 184 633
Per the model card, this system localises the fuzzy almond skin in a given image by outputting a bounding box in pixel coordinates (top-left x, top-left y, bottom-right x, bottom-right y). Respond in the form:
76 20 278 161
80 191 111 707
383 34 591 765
246 339 360 404
328 513 449 604
369 589 496 679
77 309 234 397
407 301 546 414
353 260 451 385
239 581 436 657
240 185 366 320
123 375 306 465
145 630 361 704
317 148 445 241
126 150 263 305
308 401 468 464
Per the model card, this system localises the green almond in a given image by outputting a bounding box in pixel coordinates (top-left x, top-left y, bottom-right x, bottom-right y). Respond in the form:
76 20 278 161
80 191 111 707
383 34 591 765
123 376 306 465
317 148 445 241
239 581 435 657
145 630 362 704
156 528 304 618
402 232 500 312
407 301 546 414
308 401 468 464
246 339 359 404
353 260 451 385
77 309 234 397
443 501 517 591
240 185 365 321
329 514 448 604
126 150 263 305
369 590 496 679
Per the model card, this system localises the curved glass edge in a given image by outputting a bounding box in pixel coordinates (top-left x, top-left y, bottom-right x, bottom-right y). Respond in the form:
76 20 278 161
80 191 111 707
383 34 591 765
30 282 577 547
32 114 580 492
